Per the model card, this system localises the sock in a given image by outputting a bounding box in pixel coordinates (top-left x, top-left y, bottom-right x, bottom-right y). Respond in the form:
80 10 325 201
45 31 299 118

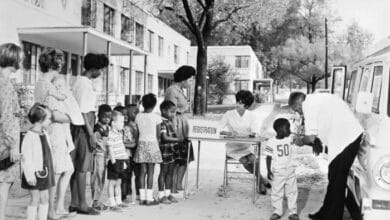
37 204 49 220
146 189 153 201
159 191 165 199
115 196 122 205
139 189 146 201
26 206 37 220
109 197 116 207
165 189 171 197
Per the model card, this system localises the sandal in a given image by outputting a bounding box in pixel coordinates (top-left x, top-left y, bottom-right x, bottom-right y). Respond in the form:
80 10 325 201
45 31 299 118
145 200 159 206
76 207 100 215
288 214 300 220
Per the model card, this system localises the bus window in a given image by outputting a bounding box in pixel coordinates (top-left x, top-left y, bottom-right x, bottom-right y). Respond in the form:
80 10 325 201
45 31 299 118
359 67 371 92
347 70 357 103
371 66 383 113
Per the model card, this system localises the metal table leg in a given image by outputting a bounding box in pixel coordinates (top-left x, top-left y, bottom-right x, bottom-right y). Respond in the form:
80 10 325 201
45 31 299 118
196 140 201 189
184 140 191 199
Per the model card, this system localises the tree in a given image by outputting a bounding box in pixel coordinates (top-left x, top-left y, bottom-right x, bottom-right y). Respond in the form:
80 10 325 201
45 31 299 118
143 0 288 115
207 57 237 104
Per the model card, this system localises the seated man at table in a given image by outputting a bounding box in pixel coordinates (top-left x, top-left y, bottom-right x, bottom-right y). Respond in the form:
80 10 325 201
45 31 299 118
220 90 270 194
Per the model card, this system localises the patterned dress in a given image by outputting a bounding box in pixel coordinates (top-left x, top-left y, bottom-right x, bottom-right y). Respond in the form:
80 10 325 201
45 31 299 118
35 75 74 174
134 113 162 163
0 77 21 183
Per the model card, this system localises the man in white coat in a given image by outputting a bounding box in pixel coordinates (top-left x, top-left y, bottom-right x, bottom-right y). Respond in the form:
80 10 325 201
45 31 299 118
289 92 364 220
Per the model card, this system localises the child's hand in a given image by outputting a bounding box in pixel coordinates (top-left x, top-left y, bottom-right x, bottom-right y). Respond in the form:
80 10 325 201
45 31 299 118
28 177 37 186
111 158 116 164
267 171 273 181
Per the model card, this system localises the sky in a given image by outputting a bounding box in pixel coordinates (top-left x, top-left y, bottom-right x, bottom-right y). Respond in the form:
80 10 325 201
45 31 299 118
331 0 390 43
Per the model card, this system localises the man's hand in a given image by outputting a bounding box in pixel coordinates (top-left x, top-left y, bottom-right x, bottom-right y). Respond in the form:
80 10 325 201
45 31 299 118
27 177 37 186
10 148 20 162
267 171 273 181
293 136 304 146
312 138 323 156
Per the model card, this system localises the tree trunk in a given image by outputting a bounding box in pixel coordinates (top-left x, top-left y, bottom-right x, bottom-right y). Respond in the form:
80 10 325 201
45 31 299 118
193 44 208 115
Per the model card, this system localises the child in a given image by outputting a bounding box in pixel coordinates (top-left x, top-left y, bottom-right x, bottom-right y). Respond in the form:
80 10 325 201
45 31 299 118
122 104 140 203
106 111 130 211
158 100 181 204
21 103 55 220
134 94 162 206
91 104 112 211
265 118 299 220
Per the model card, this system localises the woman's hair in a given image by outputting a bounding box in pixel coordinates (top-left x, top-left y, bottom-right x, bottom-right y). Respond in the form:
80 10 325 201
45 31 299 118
173 65 196 82
98 104 112 117
160 100 176 112
83 53 109 71
235 90 254 109
0 43 23 69
39 48 64 73
28 103 49 124
141 93 157 110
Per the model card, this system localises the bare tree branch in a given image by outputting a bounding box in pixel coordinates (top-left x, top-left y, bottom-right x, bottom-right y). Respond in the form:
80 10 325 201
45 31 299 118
211 4 250 30
196 0 206 9
182 0 199 32
163 6 196 34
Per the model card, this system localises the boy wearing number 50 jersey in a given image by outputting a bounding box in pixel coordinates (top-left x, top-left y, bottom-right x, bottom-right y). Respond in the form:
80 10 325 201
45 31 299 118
265 118 299 220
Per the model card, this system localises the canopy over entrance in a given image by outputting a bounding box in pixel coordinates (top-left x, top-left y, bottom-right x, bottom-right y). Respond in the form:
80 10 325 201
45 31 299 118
18 26 146 56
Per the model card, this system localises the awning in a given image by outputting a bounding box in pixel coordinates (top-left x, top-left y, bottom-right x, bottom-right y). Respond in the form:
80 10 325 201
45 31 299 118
18 26 147 56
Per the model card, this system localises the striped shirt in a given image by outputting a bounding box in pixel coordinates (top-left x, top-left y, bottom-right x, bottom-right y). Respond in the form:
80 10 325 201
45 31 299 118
107 128 129 160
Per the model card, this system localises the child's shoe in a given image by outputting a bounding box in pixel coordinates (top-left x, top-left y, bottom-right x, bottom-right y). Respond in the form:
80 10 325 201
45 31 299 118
122 198 132 204
288 214 299 220
118 203 130 208
167 195 178 203
159 196 172 204
145 200 159 206
108 206 122 212
270 213 281 220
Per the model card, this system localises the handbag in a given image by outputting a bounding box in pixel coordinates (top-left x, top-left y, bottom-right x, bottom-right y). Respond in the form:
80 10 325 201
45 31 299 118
0 157 14 171
35 135 49 179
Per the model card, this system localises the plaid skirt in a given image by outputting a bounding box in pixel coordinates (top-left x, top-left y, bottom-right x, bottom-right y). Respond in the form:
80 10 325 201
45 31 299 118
174 140 194 164
160 144 175 164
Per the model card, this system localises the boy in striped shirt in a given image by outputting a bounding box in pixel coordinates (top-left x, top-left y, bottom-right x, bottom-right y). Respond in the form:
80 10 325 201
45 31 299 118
107 111 129 211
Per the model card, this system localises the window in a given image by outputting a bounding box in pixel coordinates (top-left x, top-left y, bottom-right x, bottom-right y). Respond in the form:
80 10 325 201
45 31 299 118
158 76 173 96
81 0 97 28
174 45 180 64
135 71 144 94
120 67 128 94
148 74 154 93
148 30 154 52
359 67 371 92
103 4 114 36
235 56 250 68
371 66 383 113
121 15 135 43
158 36 164 56
347 70 357 103
22 41 42 85
135 23 144 49
234 80 249 91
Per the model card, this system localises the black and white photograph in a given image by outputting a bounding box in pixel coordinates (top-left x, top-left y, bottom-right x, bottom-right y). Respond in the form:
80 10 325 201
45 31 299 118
0 0 389 219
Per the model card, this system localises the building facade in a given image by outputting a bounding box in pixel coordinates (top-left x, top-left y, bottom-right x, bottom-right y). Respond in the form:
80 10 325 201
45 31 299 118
189 45 263 95
0 0 190 105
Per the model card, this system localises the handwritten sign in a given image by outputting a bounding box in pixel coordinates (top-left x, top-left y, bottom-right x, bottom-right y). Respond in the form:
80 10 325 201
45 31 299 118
187 119 221 139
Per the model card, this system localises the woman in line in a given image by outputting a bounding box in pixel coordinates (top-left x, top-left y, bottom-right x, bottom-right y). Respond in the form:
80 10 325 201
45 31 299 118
70 53 108 215
164 65 195 194
0 43 23 220
34 48 77 219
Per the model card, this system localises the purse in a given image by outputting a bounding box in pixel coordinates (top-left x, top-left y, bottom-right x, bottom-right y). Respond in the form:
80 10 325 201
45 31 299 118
34 135 49 179
0 157 14 171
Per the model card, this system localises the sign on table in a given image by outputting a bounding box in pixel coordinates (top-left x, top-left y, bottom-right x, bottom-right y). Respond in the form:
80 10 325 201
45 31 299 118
187 119 221 139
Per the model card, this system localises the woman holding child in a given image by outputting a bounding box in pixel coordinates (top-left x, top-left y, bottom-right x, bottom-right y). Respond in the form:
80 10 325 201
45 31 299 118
35 48 82 219
164 65 196 193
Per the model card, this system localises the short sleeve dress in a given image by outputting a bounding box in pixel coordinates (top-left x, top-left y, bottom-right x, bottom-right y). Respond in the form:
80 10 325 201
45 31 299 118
0 77 21 183
134 113 162 163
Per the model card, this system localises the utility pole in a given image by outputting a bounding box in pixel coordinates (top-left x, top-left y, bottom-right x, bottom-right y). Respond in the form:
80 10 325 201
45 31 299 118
325 17 329 89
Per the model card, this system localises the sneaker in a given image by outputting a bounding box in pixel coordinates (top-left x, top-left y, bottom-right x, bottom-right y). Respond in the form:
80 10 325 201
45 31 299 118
270 213 281 220
92 203 108 211
158 196 172 204
288 214 300 220
139 200 147 206
167 195 178 203
108 206 122 212
145 200 159 206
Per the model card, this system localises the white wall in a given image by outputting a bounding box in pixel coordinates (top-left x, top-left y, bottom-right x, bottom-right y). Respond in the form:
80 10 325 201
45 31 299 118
0 0 82 44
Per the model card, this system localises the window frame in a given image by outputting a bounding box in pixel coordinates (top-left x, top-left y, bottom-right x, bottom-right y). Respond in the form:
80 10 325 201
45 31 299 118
158 36 164 57
103 4 114 36
346 70 358 104
148 74 154 93
135 23 144 49
174 45 180 64
370 65 383 114
148 30 154 53
135 71 144 94
235 56 250 69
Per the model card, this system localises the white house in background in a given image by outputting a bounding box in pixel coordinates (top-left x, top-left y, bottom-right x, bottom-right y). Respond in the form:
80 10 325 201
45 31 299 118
0 0 190 106
189 45 263 95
